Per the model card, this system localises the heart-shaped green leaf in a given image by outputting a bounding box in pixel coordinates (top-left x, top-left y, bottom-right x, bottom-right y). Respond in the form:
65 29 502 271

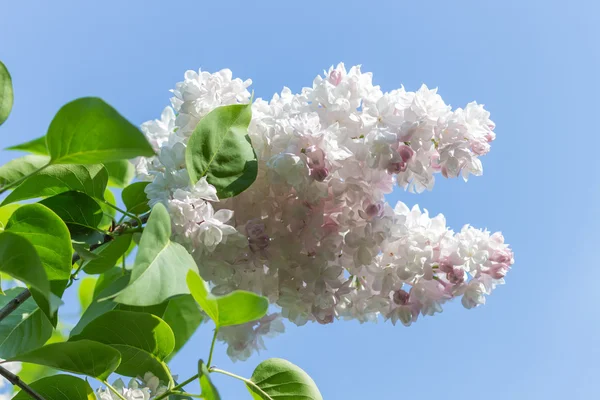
187 271 268 328
247 358 323 400
0 203 20 228
70 310 174 382
122 181 150 215
186 103 257 198
0 155 49 187
46 97 154 164
105 160 135 188
0 288 52 359
5 204 71 321
161 294 204 361
78 277 97 312
11 340 121 380
0 232 50 301
13 374 96 400
40 191 103 237
113 203 198 306
199 360 221 400
6 136 48 155
2 164 108 205
82 234 132 274
0 61 13 126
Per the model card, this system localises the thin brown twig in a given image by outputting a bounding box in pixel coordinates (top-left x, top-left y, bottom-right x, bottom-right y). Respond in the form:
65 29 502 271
0 365 45 400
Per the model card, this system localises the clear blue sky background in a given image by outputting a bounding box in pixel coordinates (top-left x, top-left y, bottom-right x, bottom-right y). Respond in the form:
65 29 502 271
1 1 599 399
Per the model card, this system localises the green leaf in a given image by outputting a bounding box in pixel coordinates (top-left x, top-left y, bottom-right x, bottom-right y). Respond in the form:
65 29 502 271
70 310 174 382
0 61 13 126
78 277 97 312
82 234 132 274
0 231 50 300
105 160 135 188
13 374 96 400
11 340 121 380
46 97 154 164
186 271 268 328
72 242 101 262
0 154 49 187
99 188 117 231
113 203 197 306
2 164 108 205
122 181 150 214
92 267 123 298
0 203 20 228
161 294 204 361
40 191 103 237
247 358 323 400
5 204 71 320
6 135 48 155
186 103 257 198
0 288 52 359
199 360 221 400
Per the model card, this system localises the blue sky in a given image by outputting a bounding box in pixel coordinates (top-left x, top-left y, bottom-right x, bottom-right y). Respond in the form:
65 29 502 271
1 0 599 398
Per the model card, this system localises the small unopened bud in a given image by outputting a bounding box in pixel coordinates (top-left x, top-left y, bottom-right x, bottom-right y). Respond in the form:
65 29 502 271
393 289 410 305
311 167 329 182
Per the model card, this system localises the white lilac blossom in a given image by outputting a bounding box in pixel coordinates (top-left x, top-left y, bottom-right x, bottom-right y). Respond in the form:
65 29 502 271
136 63 514 360
96 373 167 400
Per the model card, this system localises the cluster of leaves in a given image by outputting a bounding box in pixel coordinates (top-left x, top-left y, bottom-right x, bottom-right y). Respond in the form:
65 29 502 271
0 61 322 399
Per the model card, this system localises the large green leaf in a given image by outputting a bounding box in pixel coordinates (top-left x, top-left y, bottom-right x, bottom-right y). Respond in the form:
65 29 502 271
247 358 323 400
11 340 121 380
78 277 97 312
5 204 71 321
82 234 132 274
186 271 268 328
13 374 96 400
2 164 108 205
0 232 50 300
185 103 257 198
0 288 52 359
162 294 204 361
105 160 135 188
122 181 150 214
71 310 174 381
46 97 154 164
199 360 221 400
0 61 13 126
0 203 20 228
0 155 49 187
113 203 197 306
40 191 103 237
6 136 48 154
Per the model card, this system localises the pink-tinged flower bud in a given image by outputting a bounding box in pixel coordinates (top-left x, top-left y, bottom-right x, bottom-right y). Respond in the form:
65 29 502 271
386 161 408 174
470 139 490 156
446 266 465 284
485 131 496 142
488 264 510 279
310 166 329 182
490 249 513 264
329 70 343 86
393 289 410 305
359 201 384 220
397 144 414 162
246 220 270 252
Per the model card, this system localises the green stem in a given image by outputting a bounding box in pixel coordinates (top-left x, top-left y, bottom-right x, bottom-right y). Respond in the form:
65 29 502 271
103 380 127 400
173 392 202 398
154 374 200 400
207 327 219 367
0 163 49 196
100 199 142 227
210 368 272 400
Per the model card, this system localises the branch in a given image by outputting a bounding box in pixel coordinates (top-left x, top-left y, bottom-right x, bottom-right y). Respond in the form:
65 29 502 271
0 365 45 400
0 289 31 321
0 212 150 323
